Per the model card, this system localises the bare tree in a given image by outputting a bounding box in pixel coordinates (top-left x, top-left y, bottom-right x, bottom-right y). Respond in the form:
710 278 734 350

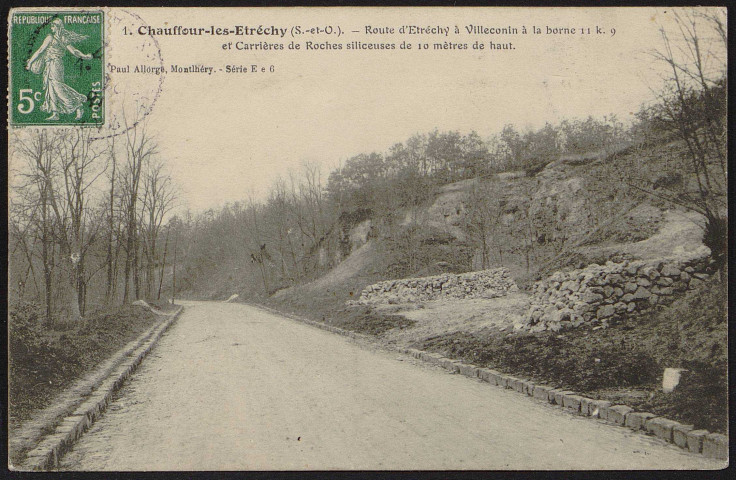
140 158 177 299
57 129 105 319
654 9 727 273
267 179 294 283
464 179 503 269
157 223 170 300
40 129 106 320
14 130 57 319
120 120 157 303
629 8 727 274
246 195 271 294
104 137 119 305
9 216 42 302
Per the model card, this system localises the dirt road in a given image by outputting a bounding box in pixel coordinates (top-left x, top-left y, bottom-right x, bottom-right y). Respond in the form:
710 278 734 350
58 302 723 470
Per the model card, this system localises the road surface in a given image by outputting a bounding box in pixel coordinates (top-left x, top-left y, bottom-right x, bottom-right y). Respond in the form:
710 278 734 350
58 301 724 470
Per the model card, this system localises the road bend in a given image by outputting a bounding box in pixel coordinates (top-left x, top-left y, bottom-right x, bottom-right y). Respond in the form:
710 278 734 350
58 301 723 470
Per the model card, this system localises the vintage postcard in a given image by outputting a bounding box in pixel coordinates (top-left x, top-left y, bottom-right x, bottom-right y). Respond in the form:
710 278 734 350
7 6 728 471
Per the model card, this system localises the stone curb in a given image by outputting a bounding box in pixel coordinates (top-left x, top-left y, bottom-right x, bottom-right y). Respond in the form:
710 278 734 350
252 303 727 463
16 306 184 471
9 324 159 465
412 351 726 461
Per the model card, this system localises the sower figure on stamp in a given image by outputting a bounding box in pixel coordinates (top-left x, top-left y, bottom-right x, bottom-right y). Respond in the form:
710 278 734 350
26 18 93 121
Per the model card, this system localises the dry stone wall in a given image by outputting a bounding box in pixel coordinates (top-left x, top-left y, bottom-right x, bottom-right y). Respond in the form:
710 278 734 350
358 268 518 304
520 257 711 333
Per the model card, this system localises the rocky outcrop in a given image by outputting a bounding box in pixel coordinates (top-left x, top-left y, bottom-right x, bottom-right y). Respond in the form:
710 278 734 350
358 268 518 305
519 257 712 332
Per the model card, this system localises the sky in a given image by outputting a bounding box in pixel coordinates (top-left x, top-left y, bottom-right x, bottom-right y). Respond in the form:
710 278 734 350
9 7 727 213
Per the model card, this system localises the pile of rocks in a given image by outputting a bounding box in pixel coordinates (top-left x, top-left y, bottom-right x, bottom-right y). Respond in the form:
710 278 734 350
519 258 710 332
358 268 518 305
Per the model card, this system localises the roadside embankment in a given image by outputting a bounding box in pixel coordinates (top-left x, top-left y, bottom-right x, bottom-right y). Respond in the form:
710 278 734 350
9 305 184 470
9 303 163 428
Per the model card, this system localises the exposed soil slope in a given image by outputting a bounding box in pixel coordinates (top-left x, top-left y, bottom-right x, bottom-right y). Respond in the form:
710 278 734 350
273 241 379 300
8 304 160 428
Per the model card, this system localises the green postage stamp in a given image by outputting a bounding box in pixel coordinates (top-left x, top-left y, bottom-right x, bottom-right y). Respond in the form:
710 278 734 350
9 10 104 126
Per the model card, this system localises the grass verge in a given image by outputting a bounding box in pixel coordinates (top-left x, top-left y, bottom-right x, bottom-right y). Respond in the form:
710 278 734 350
8 302 160 429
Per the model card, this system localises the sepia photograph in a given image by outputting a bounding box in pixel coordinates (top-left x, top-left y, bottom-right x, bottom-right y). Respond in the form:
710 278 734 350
6 5 728 471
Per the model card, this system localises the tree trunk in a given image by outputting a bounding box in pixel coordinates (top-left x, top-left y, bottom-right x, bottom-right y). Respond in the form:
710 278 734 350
146 236 156 299
106 156 116 305
171 231 178 305
123 226 132 304
66 229 84 321
123 174 140 303
77 259 86 317
157 227 169 300
258 258 269 294
113 223 122 304
67 256 82 322
133 230 141 300
42 199 53 321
